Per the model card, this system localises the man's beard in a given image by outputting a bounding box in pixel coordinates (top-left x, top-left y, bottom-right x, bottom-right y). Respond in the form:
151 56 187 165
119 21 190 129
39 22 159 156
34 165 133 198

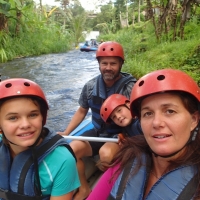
102 70 120 81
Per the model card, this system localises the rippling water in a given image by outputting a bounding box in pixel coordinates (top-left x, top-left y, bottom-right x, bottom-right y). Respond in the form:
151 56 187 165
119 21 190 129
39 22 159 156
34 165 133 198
0 50 99 131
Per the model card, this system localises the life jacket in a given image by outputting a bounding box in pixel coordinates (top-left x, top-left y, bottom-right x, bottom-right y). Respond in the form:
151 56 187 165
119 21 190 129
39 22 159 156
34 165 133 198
108 154 199 200
88 72 136 135
123 118 143 137
0 128 75 200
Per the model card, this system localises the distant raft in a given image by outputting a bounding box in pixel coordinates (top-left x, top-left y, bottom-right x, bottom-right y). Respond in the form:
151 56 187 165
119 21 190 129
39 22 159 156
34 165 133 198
80 44 98 52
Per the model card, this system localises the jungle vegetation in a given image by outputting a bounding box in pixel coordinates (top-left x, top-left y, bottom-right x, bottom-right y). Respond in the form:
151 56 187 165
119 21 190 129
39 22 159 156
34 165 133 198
0 0 199 84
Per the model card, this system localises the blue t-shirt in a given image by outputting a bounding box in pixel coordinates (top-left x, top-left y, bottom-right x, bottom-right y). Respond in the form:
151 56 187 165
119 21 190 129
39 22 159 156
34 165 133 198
0 134 80 197
39 146 80 196
79 73 135 109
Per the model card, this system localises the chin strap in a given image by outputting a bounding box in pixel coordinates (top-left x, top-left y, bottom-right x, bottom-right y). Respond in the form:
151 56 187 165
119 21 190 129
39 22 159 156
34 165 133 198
28 133 42 148
2 129 42 147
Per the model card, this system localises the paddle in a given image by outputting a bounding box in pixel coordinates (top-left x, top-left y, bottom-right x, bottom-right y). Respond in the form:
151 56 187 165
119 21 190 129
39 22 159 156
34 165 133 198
63 135 118 143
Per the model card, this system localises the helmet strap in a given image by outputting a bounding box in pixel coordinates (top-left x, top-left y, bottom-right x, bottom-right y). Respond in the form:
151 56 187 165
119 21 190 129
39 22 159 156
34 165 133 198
2 129 42 147
29 133 42 147
31 145 42 196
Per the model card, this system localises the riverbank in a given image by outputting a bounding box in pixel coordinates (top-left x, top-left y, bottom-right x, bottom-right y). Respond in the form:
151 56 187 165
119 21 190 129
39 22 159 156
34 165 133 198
99 21 200 84
1 29 73 63
2 19 199 85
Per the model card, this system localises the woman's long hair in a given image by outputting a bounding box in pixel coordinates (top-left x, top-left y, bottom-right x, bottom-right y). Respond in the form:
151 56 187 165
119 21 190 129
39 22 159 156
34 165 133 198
109 92 200 198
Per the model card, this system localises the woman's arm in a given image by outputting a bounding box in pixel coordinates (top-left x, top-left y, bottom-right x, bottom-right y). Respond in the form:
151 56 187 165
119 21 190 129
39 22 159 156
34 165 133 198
87 164 120 200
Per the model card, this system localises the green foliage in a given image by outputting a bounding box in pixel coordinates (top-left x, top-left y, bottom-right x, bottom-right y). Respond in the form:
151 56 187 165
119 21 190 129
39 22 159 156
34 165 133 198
101 16 200 84
85 3 116 33
2 24 73 62
0 31 9 62
69 14 86 46
184 17 200 39
0 0 74 62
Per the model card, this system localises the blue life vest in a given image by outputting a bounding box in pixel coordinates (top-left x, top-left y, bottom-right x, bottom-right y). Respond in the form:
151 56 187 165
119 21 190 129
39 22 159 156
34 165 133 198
109 154 198 200
0 128 75 200
88 72 136 135
123 118 142 137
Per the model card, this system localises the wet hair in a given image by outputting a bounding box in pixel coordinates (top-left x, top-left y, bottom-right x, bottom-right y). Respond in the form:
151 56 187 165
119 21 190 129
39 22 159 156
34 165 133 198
109 91 200 198
0 96 48 145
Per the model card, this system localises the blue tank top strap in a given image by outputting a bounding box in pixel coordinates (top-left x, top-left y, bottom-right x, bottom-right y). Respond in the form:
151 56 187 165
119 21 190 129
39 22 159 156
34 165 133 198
0 138 11 190
109 154 198 200
123 118 142 137
0 128 74 200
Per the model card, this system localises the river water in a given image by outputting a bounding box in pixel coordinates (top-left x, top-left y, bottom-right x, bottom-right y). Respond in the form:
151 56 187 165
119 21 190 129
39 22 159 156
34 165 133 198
0 50 99 132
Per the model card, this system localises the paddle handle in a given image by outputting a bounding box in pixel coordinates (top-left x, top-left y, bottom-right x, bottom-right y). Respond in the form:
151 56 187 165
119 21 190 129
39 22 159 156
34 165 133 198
63 135 118 143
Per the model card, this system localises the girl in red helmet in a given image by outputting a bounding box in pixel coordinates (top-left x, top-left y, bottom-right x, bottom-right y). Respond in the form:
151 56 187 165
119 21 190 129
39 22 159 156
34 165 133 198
98 94 142 171
100 93 142 138
0 78 80 200
88 69 200 200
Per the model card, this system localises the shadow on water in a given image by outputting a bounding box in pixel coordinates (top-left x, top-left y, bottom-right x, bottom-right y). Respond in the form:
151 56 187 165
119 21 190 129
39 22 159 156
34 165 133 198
0 50 99 131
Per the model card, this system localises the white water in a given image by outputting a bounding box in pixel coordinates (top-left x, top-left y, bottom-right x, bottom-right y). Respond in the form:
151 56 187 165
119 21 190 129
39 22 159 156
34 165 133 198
0 50 99 132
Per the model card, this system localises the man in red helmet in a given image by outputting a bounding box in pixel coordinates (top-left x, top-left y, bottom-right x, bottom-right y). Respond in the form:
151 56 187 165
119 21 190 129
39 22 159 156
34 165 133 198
58 41 137 200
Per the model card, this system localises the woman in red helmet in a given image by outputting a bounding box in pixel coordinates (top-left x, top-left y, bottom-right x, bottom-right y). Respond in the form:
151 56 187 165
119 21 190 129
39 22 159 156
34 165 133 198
0 78 80 200
87 69 200 200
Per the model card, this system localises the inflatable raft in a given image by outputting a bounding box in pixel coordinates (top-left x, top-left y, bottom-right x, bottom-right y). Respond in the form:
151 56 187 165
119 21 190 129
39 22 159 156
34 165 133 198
64 117 117 188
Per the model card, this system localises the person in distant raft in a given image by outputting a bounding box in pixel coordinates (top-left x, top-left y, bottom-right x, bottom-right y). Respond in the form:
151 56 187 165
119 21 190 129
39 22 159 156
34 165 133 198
0 78 80 200
58 41 137 200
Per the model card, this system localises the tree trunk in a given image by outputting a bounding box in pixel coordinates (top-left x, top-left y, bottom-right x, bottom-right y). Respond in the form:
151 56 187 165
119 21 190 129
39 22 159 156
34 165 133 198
126 0 129 27
119 11 122 27
39 0 43 19
138 0 141 23
132 10 135 25
15 10 22 36
145 0 154 20
0 14 8 32
179 0 191 39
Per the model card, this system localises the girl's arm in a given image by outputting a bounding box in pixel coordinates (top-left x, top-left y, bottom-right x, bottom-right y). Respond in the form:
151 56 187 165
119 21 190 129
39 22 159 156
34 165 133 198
50 192 73 200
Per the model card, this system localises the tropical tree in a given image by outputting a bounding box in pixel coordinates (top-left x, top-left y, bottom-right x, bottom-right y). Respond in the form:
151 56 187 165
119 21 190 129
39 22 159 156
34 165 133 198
145 0 200 42
0 0 14 32
87 2 116 33
70 14 86 46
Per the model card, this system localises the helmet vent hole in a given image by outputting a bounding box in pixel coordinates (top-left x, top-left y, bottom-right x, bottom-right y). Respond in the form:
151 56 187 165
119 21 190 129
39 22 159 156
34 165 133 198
110 48 114 51
5 83 12 88
157 75 165 81
105 108 107 111
24 82 30 87
102 48 106 51
138 80 144 87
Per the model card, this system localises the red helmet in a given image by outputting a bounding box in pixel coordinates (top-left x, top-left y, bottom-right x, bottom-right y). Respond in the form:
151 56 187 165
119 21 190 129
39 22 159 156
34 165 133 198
0 78 49 125
130 69 200 117
100 94 129 123
96 41 124 60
